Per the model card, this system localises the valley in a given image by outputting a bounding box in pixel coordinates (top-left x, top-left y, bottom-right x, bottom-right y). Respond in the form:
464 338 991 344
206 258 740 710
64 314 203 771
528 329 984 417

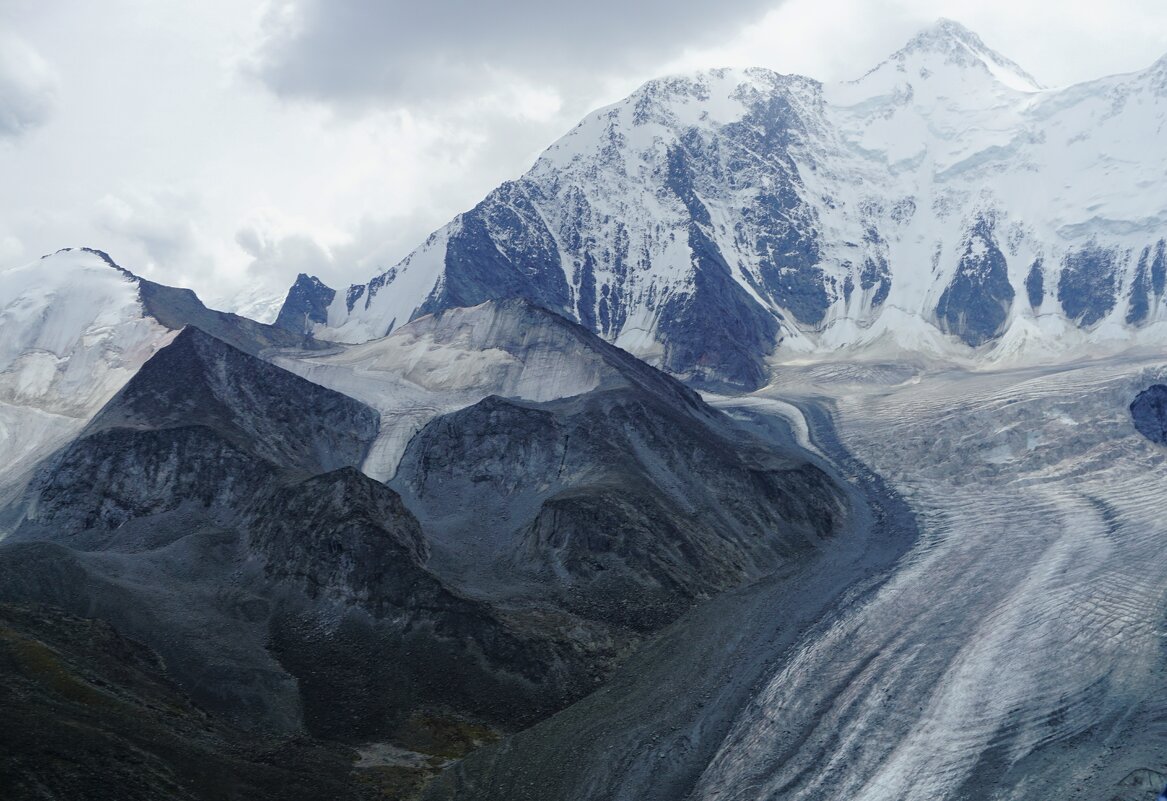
420 353 1167 799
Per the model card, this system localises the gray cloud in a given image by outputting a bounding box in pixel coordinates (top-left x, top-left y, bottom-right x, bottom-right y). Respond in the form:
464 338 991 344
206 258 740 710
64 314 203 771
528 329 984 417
0 32 58 139
95 188 203 271
245 0 780 106
236 225 334 281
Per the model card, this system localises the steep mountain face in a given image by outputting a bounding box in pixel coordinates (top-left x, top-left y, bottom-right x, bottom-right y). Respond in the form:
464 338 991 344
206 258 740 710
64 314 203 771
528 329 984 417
13 326 380 542
283 19 1167 388
0 248 318 520
393 387 839 634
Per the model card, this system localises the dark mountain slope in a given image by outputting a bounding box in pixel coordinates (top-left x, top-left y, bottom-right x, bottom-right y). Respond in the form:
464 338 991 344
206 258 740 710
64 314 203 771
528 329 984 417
1 328 595 740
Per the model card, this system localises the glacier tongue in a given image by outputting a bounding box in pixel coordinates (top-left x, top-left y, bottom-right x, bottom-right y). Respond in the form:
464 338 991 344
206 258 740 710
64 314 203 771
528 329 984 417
285 20 1167 389
691 355 1167 801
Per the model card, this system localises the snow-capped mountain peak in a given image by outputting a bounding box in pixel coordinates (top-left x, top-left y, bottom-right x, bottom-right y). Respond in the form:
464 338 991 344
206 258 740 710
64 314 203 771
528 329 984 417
841 17 1044 113
886 18 1044 93
279 20 1167 389
0 247 317 516
0 248 165 416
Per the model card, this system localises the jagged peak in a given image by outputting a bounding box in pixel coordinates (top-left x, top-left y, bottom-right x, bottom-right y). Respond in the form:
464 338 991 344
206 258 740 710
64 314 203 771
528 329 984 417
625 66 816 110
902 18 987 54
290 272 331 290
874 18 1044 92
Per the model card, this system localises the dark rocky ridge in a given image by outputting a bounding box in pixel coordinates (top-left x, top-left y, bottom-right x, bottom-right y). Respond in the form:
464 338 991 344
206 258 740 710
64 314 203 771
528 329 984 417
394 385 843 635
1 305 853 798
85 326 378 476
935 217 1014 347
275 273 336 334
1058 245 1118 327
1025 258 1044 309
15 326 380 543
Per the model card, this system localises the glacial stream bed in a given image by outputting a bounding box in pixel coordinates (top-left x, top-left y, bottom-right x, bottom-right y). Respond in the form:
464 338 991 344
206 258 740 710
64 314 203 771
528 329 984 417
426 354 1167 801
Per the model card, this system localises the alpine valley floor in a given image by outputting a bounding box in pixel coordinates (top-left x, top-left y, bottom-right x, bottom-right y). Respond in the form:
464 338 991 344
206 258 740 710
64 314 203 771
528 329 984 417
428 352 1167 801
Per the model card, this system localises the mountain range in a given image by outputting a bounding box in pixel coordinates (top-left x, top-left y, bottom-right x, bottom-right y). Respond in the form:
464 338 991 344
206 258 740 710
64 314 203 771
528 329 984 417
277 19 1167 388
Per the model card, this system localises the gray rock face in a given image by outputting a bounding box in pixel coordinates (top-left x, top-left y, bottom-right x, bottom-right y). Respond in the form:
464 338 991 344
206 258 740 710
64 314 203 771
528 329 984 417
246 466 593 740
274 273 336 335
417 182 571 321
1130 384 1167 444
935 217 1014 347
0 602 360 801
1058 245 1118 327
1025 259 1044 309
1127 248 1151 325
656 223 781 391
1152 239 1167 296
394 385 843 636
21 427 274 545
86 326 379 476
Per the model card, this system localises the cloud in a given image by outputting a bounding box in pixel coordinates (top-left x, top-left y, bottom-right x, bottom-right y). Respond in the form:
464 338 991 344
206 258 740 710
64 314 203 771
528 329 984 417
95 188 204 272
0 234 23 265
665 0 1167 88
0 32 58 139
243 0 780 108
236 224 333 281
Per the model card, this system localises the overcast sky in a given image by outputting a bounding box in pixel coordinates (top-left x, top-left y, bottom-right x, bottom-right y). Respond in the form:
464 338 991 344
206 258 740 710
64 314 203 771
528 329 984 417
2 0 1166 315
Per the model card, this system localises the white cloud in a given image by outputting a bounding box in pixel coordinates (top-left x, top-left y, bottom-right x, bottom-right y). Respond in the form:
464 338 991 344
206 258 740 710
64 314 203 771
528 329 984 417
236 224 331 280
0 234 23 264
95 188 206 276
0 31 58 139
